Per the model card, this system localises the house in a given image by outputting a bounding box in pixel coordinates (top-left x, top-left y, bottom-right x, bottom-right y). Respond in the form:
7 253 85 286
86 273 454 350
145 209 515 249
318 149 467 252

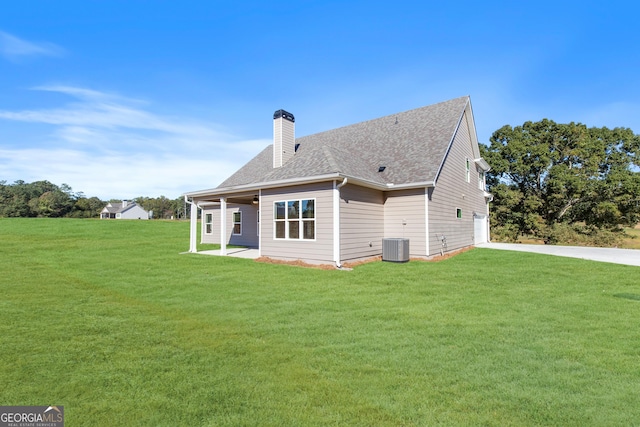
100 200 150 220
184 96 491 266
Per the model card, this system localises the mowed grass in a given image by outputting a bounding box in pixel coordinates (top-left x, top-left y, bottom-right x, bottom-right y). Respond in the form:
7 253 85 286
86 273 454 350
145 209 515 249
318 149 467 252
1 219 639 426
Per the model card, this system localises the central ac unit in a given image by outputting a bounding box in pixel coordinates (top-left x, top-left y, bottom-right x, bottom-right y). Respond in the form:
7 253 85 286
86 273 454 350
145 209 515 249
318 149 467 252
382 238 410 262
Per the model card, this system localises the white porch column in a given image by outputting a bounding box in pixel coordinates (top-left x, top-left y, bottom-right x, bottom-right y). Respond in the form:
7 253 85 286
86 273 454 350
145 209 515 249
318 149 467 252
220 197 227 255
188 199 198 253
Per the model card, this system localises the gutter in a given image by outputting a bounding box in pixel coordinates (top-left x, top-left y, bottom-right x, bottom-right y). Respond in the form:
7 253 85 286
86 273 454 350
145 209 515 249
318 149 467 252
184 174 435 200
334 178 348 269
184 173 343 198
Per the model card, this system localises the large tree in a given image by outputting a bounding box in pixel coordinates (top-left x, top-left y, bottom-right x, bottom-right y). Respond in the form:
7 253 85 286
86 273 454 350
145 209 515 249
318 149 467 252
481 120 640 241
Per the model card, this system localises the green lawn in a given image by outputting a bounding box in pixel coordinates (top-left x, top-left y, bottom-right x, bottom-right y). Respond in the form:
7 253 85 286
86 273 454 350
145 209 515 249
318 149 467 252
1 218 639 426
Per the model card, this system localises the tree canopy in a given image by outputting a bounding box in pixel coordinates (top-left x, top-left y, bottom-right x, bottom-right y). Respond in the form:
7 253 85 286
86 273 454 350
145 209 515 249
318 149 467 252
481 119 640 243
0 180 188 219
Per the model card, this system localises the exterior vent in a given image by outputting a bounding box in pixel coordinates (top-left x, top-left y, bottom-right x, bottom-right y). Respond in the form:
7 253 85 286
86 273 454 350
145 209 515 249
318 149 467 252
382 238 410 262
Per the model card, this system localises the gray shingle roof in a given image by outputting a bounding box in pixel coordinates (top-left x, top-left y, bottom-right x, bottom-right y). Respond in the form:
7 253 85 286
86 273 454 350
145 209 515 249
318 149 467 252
217 96 470 190
102 202 141 214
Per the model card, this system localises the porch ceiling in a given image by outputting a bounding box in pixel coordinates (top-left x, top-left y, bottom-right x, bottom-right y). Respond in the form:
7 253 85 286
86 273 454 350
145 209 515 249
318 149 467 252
195 191 258 205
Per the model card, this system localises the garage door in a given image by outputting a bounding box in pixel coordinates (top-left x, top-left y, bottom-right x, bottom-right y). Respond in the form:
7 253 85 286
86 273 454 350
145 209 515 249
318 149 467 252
474 214 488 244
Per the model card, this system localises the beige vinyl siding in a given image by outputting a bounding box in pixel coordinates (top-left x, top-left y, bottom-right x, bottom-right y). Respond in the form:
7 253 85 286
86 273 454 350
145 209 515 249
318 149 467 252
340 184 384 261
261 182 334 263
428 111 487 255
201 207 221 244
201 209 218 244
384 188 427 256
201 204 259 247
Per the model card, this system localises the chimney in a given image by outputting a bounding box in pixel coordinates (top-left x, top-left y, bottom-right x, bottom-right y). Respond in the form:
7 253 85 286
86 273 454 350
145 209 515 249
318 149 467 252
122 200 128 208
273 109 295 168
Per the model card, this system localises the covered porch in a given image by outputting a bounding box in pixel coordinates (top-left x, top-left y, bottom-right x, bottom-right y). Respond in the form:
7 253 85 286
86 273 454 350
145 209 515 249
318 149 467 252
186 189 261 256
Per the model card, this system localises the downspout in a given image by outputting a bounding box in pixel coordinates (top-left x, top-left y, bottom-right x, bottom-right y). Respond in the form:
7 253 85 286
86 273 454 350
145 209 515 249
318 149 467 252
184 195 198 253
257 189 262 257
334 178 348 268
424 187 430 257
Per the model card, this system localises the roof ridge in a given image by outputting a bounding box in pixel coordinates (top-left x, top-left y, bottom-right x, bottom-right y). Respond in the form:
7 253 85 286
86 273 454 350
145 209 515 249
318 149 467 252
321 145 343 172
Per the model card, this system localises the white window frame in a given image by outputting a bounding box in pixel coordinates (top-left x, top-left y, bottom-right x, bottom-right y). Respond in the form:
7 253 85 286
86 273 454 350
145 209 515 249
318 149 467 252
478 170 486 190
465 158 471 183
204 213 213 234
232 211 242 235
273 198 316 241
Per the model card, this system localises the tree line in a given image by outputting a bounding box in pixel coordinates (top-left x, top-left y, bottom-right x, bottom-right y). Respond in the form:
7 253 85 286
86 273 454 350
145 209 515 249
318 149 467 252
0 180 188 219
481 119 640 245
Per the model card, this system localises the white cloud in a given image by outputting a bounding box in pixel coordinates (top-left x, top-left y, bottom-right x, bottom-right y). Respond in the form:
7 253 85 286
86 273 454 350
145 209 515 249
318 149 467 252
0 31 65 61
0 147 241 200
0 86 270 199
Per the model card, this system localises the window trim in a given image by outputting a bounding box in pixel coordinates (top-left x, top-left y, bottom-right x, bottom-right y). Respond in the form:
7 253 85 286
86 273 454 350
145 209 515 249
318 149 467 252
273 198 316 241
465 158 471 183
232 211 242 235
204 213 213 234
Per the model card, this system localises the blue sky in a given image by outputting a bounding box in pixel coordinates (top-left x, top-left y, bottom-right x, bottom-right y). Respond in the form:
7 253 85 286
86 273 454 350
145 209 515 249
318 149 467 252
1 1 638 200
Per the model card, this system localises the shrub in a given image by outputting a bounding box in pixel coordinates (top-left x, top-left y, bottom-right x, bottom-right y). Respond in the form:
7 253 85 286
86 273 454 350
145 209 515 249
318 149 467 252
490 224 520 242
543 223 625 247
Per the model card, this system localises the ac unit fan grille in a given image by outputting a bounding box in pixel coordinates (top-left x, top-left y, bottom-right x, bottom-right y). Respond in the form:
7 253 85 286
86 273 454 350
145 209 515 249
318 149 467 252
382 238 410 262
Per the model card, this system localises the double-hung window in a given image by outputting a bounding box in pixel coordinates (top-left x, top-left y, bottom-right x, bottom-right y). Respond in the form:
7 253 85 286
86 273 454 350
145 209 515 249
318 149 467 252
274 199 315 240
232 211 242 235
465 158 471 183
205 213 213 234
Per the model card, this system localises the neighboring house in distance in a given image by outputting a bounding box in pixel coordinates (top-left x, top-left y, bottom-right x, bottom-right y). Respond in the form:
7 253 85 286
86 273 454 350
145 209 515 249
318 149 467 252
184 96 491 266
100 200 150 220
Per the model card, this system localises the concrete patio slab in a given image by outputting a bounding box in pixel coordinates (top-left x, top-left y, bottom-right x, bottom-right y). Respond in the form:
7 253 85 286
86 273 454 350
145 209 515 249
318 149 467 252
196 248 260 259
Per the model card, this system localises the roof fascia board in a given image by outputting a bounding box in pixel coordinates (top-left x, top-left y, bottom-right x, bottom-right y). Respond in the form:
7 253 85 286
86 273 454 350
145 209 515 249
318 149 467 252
186 175 436 200
465 99 481 157
386 181 435 190
434 97 469 183
185 173 343 198
474 157 491 171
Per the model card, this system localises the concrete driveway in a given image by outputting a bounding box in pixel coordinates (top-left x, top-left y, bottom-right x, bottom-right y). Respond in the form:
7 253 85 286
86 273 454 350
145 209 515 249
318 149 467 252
477 243 640 267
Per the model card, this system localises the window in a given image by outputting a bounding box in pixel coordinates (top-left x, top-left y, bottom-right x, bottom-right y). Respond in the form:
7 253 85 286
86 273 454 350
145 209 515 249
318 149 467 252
478 170 485 190
232 211 242 235
257 210 260 236
205 213 213 234
465 158 471 183
456 208 462 219
274 199 315 240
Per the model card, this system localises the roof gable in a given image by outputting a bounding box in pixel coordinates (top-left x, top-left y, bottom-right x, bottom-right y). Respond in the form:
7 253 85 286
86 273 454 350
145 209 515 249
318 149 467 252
210 96 472 191
101 201 145 214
